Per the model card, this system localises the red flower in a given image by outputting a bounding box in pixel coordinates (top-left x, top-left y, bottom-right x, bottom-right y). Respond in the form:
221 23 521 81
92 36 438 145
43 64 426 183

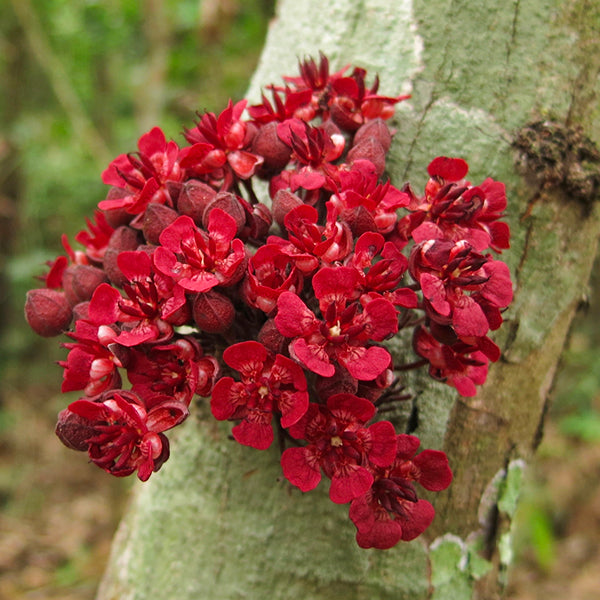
154 211 247 293
128 337 219 405
409 239 513 338
61 319 123 396
248 87 313 125
87 251 189 346
349 434 452 548
75 210 115 264
242 244 304 315
331 160 409 235
327 68 409 131
56 389 188 481
270 119 345 195
183 99 263 183
211 341 309 450
281 393 397 503
268 203 353 271
100 127 182 216
275 267 397 380
399 156 510 253
413 325 489 397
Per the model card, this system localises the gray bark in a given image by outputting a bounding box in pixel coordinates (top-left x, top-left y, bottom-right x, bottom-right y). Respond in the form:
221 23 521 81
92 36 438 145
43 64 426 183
96 1 600 599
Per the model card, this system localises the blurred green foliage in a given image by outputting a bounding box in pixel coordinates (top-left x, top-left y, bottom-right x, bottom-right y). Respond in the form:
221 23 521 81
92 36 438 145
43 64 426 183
0 0 274 373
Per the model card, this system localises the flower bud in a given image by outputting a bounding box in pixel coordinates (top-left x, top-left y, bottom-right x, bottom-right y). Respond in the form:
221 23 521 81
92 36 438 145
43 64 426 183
102 188 134 227
257 318 286 354
202 192 246 235
177 179 217 224
353 118 393 152
252 121 292 173
272 189 303 230
55 407 93 451
142 203 179 245
247 202 273 242
103 226 141 286
192 290 235 333
315 365 358 400
62 264 108 306
347 137 386 176
25 288 72 337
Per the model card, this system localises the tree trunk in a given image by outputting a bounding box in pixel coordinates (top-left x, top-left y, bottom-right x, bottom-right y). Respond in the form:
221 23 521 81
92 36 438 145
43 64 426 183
96 1 600 599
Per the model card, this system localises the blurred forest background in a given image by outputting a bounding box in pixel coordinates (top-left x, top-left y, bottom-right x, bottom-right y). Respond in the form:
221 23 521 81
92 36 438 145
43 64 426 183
0 1 599 599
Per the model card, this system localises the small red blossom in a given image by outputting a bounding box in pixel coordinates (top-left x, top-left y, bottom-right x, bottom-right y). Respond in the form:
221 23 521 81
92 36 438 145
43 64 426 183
275 266 397 380
268 203 353 271
154 211 247 293
398 156 510 252
409 239 513 339
413 325 490 397
331 160 409 235
211 341 309 450
128 338 219 405
61 319 123 396
349 434 452 549
281 393 397 503
182 99 263 184
87 251 189 346
100 127 182 216
242 244 304 315
270 119 345 196
56 389 188 481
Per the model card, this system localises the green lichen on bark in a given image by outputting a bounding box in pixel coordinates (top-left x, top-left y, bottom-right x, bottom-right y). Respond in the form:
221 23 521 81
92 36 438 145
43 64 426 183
97 1 600 599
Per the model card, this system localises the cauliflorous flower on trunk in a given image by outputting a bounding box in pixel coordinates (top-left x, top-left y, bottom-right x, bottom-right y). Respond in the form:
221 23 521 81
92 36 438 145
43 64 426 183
330 160 410 235
61 319 123 396
154 210 247 293
270 119 345 195
241 244 304 315
211 341 309 450
398 156 510 253
100 127 183 216
268 203 353 272
412 325 489 397
127 337 219 405
86 251 189 346
409 238 513 339
275 266 397 380
281 393 397 504
56 389 188 481
74 210 115 264
182 99 263 184
349 434 452 549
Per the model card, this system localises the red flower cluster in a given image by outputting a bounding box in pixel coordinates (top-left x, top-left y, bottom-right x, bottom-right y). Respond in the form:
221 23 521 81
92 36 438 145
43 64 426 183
25 53 513 548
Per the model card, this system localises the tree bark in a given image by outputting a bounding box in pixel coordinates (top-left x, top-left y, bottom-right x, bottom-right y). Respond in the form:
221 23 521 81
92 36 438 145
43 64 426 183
96 1 600 599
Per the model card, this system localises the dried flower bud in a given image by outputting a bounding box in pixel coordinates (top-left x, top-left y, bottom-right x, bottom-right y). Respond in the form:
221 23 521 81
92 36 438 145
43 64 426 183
143 203 179 245
62 264 108 306
177 179 217 224
25 288 72 337
192 290 235 333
